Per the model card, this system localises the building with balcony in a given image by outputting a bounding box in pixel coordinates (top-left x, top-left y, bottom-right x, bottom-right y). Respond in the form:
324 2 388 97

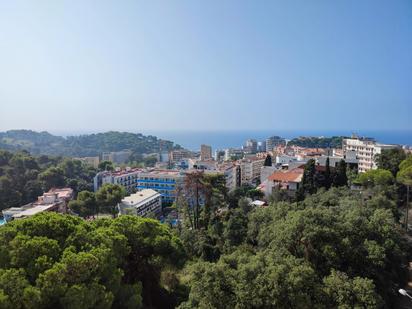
342 136 399 173
136 169 184 203
266 136 286 152
240 156 265 185
118 189 162 217
94 167 142 193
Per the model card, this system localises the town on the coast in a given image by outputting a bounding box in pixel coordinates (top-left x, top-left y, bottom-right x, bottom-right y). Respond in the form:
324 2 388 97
3 133 410 224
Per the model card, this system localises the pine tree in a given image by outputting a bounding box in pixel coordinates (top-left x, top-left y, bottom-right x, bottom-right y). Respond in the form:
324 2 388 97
264 154 272 167
325 157 331 189
333 160 348 187
302 159 317 195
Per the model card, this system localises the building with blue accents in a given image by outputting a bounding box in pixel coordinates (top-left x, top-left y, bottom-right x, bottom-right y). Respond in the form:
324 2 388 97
136 169 185 204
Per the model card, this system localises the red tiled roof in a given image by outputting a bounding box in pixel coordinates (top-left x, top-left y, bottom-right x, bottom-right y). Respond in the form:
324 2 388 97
268 168 304 183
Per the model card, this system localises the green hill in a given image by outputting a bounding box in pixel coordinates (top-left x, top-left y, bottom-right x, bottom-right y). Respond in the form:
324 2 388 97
288 135 346 148
0 130 180 157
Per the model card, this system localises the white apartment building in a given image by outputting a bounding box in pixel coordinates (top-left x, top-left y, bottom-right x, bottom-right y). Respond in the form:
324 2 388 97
118 189 162 217
224 148 244 161
94 168 142 192
217 163 240 191
343 137 399 173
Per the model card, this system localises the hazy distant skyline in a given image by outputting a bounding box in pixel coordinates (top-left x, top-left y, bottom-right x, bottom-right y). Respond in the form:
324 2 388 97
0 1 411 132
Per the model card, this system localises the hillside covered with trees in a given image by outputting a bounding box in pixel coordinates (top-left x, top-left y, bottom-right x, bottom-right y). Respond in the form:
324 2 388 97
0 148 411 308
0 150 97 211
288 136 345 148
0 130 181 157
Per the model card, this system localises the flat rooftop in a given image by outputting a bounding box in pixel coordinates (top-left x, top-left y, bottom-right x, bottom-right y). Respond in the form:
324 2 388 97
140 169 182 176
121 189 161 206
12 204 58 218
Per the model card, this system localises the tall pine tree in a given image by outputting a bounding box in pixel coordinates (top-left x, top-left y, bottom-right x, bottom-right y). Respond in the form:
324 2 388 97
302 159 317 195
264 154 272 167
333 159 348 187
325 157 331 189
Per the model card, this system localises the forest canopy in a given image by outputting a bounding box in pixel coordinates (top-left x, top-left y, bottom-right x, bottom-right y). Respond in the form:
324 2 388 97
0 130 180 157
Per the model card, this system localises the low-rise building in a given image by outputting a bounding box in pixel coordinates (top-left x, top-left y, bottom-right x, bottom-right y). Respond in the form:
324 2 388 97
75 156 100 168
265 168 304 197
188 159 217 171
316 150 358 170
2 188 73 221
118 189 162 217
102 150 132 164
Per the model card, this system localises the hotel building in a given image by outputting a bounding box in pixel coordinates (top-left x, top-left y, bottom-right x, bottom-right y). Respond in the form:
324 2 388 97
118 189 162 217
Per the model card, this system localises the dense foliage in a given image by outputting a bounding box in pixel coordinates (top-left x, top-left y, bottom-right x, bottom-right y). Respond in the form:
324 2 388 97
0 130 180 157
0 145 411 308
375 148 407 177
178 187 409 308
0 213 185 309
0 150 96 211
288 136 345 148
69 184 126 218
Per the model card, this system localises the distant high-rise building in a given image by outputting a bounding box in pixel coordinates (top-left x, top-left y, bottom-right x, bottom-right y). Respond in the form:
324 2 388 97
169 149 193 162
214 149 225 162
244 139 258 154
266 136 286 152
257 141 266 152
200 144 212 160
224 148 244 161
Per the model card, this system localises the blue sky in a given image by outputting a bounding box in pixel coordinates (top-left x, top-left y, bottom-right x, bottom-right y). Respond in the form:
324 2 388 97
0 0 411 132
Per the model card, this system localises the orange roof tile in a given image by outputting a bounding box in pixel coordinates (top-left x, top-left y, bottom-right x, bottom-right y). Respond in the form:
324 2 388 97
268 168 304 183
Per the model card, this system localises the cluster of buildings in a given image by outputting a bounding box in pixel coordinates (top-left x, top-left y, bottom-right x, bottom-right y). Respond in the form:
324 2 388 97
75 150 134 168
67 133 405 219
2 188 74 222
258 134 401 198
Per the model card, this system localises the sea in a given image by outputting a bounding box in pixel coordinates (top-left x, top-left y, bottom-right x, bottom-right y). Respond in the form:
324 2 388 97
54 129 412 151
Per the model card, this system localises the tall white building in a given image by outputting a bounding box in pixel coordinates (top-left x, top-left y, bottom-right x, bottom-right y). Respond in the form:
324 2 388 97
342 136 399 173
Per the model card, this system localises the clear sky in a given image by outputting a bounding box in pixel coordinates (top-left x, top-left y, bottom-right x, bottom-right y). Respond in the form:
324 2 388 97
0 0 411 133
